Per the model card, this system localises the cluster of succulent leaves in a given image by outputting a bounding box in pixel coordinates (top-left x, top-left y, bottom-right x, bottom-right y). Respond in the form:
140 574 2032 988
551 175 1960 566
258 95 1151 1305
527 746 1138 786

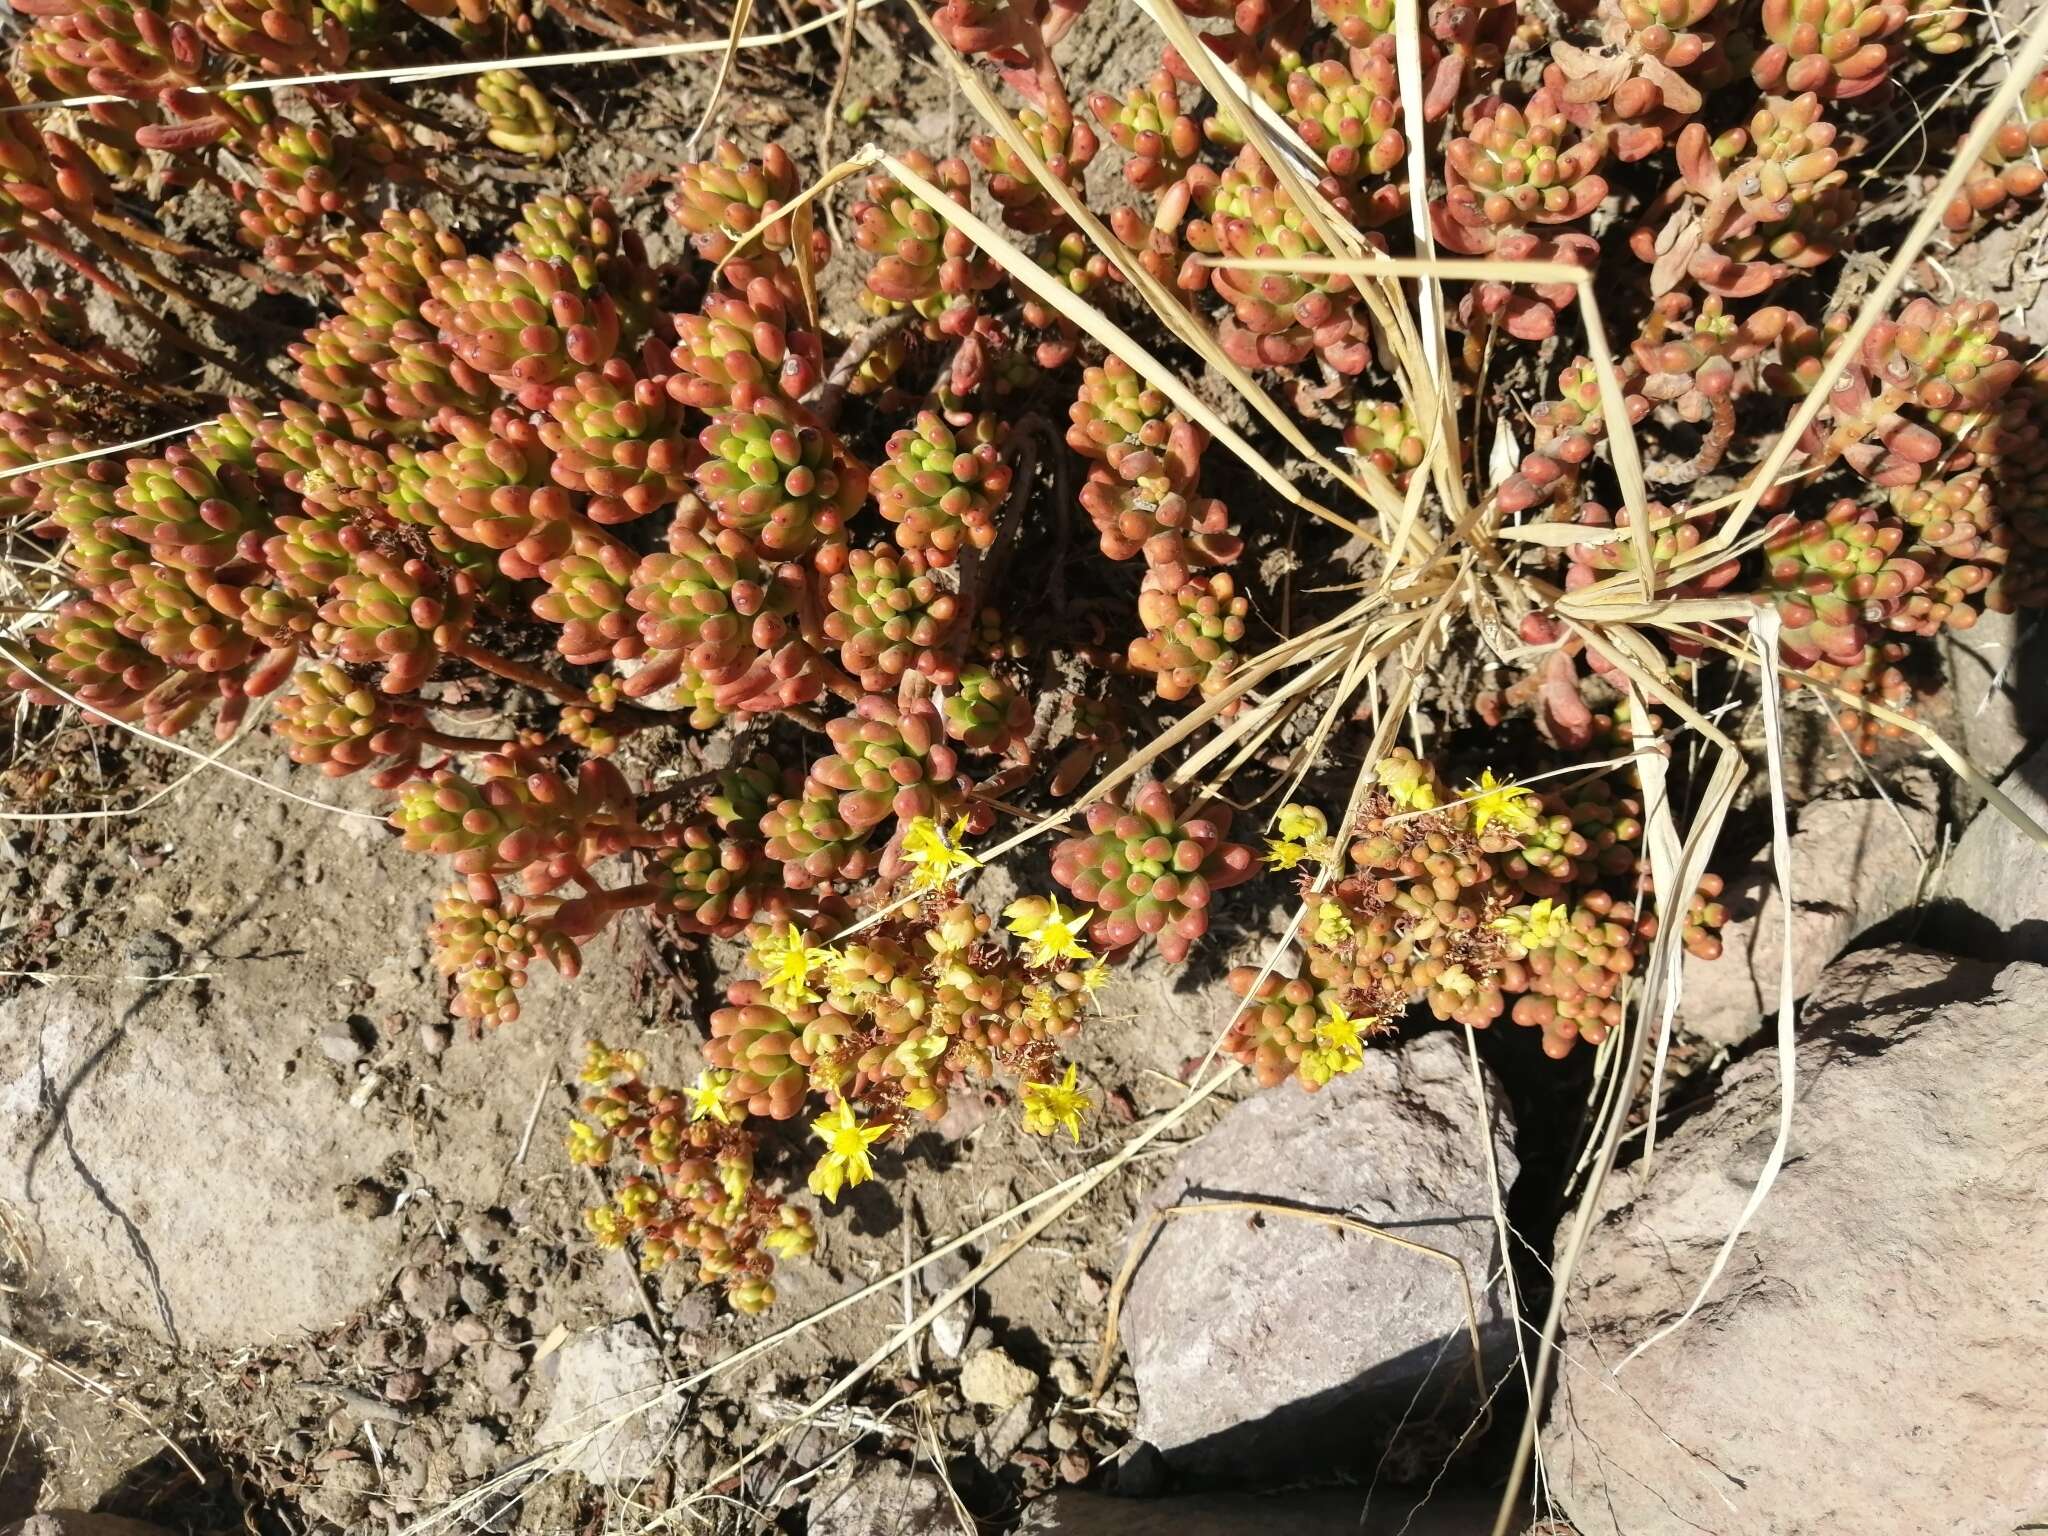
1228 752 1728 1080
4 0 2046 1309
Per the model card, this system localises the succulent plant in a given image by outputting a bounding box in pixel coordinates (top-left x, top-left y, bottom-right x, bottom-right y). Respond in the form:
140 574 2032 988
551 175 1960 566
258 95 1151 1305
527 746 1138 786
274 661 430 778
870 411 1011 564
1753 0 1907 100
1050 781 1256 962
669 278 822 410
424 252 622 411
822 544 963 691
540 358 695 525
811 694 962 832
941 664 1031 752
670 140 810 264
968 106 1098 234
1089 70 1202 192
1182 145 1379 373
1637 94 1858 298
476 69 569 160
1945 67 2048 231
694 391 867 558
1283 52 1406 187
851 153 1001 337
1130 571 1248 702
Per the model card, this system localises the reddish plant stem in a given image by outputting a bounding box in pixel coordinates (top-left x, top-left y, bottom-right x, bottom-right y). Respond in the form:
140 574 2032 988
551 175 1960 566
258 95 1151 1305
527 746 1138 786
445 639 591 706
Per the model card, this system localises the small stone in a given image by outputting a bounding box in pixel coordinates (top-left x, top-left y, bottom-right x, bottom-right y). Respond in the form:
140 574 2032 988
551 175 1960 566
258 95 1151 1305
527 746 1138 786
454 1421 501 1480
944 1410 977 1442
960 1346 1038 1410
418 1020 452 1058
122 929 180 977
318 1030 368 1067
1048 1417 1080 1451
301 1457 376 1528
1056 1449 1091 1484
458 1212 512 1263
805 1457 953 1536
477 1343 525 1412
422 1320 461 1374
1050 1358 1088 1398
458 1273 495 1313
534 1321 677 1486
384 1368 429 1404
398 1265 457 1320
980 1399 1035 1464
452 1316 491 1347
279 1432 315 1463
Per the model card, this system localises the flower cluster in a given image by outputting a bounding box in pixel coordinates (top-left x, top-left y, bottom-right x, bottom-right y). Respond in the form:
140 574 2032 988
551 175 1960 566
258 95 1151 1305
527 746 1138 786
1227 751 1725 1077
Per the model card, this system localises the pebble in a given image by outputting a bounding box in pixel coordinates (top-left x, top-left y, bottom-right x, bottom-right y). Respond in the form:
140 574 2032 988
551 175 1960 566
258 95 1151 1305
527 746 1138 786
418 1020 452 1057
1057 1449 1092 1484
123 928 180 976
384 1368 429 1404
398 1265 457 1320
454 1420 502 1480
1048 1417 1080 1451
979 1399 1035 1464
477 1343 525 1411
1050 1358 1088 1398
960 1346 1039 1410
458 1212 512 1263
458 1273 495 1313
319 1030 368 1067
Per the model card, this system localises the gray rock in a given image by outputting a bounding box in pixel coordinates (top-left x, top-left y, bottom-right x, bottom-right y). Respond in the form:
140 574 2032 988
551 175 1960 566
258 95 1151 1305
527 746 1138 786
1547 945 2048 1536
1934 607 2039 782
398 1264 457 1321
120 930 179 978
1120 1030 1517 1475
0 988 410 1346
454 1420 503 1481
1680 792 1936 1047
979 1398 1036 1464
457 1212 511 1263
300 1457 377 1528
923 1248 973 1358
804 1458 953 1536
1030 1490 1499 1533
317 1029 368 1067
959 1345 1038 1410
1 1518 174 1536
534 1321 677 1487
1935 741 2048 959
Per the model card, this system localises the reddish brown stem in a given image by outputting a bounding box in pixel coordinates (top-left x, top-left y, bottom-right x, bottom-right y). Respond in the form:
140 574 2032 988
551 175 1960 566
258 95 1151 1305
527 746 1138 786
445 639 591 707
419 726 508 753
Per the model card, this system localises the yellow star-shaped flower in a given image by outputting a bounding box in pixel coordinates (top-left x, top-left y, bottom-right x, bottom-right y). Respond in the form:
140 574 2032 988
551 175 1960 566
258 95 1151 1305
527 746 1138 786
1465 769 1539 838
1003 894 1097 969
686 1069 734 1124
1021 1063 1092 1141
1438 966 1478 998
1375 756 1440 812
807 1100 891 1203
1276 803 1328 844
1265 836 1311 871
1302 999 1371 1084
900 814 980 894
750 922 837 1009
1492 896 1569 950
